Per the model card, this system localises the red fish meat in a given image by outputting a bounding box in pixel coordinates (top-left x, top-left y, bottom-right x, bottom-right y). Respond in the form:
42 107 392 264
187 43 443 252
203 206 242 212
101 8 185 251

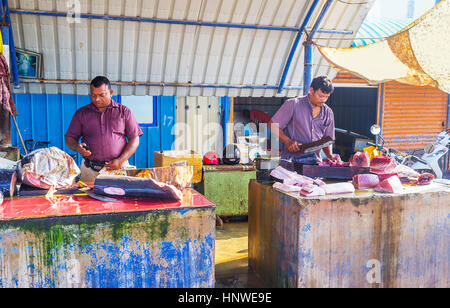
370 156 397 174
349 152 370 167
375 175 403 193
377 173 398 182
300 184 326 197
352 174 379 189
417 173 434 185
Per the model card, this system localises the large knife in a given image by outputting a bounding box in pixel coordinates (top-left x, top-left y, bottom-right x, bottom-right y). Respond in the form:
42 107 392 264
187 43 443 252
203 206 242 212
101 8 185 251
298 136 335 154
84 189 118 202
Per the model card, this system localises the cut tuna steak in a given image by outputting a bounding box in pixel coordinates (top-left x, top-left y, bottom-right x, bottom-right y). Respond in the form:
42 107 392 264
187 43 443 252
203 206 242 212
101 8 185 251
375 175 403 193
370 156 397 174
377 173 399 182
324 183 355 195
300 184 326 197
349 152 370 167
417 173 434 185
273 182 302 193
352 174 379 189
270 166 314 185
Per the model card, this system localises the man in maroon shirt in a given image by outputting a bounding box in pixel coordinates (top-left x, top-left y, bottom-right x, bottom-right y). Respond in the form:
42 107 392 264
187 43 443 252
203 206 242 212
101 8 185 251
270 76 339 162
65 76 143 182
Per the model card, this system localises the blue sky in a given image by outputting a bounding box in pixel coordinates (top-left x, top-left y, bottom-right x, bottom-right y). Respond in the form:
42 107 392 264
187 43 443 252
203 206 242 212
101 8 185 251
367 0 437 20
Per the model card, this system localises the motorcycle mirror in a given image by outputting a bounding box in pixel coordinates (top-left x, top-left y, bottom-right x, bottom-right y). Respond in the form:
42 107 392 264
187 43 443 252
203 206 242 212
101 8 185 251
370 125 381 136
424 143 435 154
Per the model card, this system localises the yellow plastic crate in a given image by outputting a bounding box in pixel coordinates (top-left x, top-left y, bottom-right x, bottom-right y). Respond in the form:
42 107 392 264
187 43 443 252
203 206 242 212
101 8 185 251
154 150 203 183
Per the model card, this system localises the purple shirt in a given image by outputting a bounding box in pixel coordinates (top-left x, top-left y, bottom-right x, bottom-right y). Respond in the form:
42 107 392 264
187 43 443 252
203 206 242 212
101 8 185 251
65 100 143 162
271 95 335 158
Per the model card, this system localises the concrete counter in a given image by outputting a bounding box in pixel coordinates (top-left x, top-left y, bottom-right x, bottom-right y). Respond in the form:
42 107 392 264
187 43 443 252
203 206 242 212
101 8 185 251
0 189 216 288
248 180 450 288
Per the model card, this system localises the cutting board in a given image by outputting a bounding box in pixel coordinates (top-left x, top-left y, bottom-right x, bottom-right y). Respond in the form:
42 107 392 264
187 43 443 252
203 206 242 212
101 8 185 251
301 165 370 180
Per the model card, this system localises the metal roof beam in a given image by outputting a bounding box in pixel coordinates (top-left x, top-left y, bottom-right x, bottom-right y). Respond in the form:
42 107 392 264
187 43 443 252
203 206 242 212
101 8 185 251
303 0 334 94
10 9 353 35
276 0 321 95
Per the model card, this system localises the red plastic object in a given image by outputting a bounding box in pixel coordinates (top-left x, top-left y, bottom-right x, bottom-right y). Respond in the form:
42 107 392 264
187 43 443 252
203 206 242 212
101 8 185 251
203 152 220 165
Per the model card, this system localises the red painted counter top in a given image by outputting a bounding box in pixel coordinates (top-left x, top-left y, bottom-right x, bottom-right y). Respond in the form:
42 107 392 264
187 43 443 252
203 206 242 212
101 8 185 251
0 189 215 222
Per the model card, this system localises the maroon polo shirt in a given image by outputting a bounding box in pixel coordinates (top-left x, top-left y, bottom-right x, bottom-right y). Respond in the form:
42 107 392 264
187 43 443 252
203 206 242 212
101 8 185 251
271 95 335 159
65 100 143 163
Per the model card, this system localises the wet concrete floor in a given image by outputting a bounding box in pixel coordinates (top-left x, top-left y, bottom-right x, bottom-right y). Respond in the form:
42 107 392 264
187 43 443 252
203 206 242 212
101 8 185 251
214 219 268 288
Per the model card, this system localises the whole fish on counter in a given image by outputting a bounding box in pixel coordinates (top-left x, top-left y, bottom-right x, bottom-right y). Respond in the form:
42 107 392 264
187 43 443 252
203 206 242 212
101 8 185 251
94 175 183 201
0 169 17 198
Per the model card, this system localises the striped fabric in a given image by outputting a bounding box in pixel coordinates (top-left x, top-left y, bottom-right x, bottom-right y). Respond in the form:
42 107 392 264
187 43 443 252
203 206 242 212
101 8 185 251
352 18 413 47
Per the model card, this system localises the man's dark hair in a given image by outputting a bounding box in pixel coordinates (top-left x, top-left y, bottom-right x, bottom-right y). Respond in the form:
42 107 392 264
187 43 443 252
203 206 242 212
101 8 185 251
310 76 334 94
90 76 111 89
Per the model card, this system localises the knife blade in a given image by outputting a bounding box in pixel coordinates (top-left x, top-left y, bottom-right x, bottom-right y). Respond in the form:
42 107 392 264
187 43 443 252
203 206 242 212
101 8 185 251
85 190 118 202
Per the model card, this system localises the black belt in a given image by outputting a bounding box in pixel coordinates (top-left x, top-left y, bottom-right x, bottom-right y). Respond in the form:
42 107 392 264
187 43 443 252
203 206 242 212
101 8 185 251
84 158 106 172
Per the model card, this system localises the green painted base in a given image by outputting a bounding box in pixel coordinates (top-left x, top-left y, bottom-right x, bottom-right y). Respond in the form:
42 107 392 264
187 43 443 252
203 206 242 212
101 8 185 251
200 167 256 216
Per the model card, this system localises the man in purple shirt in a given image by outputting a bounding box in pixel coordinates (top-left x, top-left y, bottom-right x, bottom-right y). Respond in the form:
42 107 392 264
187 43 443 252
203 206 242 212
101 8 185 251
270 76 339 162
65 76 143 182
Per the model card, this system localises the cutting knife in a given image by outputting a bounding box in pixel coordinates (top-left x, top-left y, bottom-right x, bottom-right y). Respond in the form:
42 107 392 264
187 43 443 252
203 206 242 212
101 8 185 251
84 189 118 202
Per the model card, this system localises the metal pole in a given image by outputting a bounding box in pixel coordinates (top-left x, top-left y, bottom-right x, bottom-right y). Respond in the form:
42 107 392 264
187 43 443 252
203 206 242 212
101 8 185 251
18 77 306 91
277 0 320 94
9 8 353 35
445 94 450 174
303 42 314 95
3 0 20 87
303 0 334 94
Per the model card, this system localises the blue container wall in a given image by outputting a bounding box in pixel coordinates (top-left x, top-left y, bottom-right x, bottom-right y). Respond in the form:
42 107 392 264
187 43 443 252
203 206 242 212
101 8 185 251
11 94 176 168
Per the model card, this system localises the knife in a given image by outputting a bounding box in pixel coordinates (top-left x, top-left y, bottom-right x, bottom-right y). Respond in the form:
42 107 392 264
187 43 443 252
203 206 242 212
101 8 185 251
84 189 118 202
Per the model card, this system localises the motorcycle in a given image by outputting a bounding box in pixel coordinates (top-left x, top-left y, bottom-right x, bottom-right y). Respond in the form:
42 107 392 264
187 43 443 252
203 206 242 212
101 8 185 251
369 124 450 179
366 125 410 165
408 130 450 179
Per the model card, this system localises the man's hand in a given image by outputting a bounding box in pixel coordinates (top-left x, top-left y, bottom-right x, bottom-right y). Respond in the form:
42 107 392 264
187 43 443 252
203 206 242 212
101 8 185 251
286 139 302 153
328 154 342 163
78 143 92 157
105 158 124 170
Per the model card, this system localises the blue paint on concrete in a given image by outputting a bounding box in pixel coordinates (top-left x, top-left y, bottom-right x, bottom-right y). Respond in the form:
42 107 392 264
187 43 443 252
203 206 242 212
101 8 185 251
302 224 311 233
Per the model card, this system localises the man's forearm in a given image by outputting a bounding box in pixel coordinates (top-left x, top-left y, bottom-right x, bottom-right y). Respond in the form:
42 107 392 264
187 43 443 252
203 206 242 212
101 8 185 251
65 136 80 153
323 145 333 159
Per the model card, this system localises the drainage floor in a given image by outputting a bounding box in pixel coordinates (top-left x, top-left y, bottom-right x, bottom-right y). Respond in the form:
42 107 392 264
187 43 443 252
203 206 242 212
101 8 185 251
214 220 268 288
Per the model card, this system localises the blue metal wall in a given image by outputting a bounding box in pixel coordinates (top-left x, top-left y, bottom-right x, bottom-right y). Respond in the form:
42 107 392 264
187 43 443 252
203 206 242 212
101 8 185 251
11 94 176 168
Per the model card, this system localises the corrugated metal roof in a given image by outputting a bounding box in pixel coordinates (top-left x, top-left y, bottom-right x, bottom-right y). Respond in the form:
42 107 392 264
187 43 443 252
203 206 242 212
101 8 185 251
9 0 374 97
352 18 412 47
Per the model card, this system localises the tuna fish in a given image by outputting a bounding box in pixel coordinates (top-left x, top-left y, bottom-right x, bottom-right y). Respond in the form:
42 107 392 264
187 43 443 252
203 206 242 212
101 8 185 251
349 152 370 167
324 182 355 195
417 173 434 185
273 182 303 193
300 184 326 197
370 156 397 174
375 175 403 193
352 174 380 189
